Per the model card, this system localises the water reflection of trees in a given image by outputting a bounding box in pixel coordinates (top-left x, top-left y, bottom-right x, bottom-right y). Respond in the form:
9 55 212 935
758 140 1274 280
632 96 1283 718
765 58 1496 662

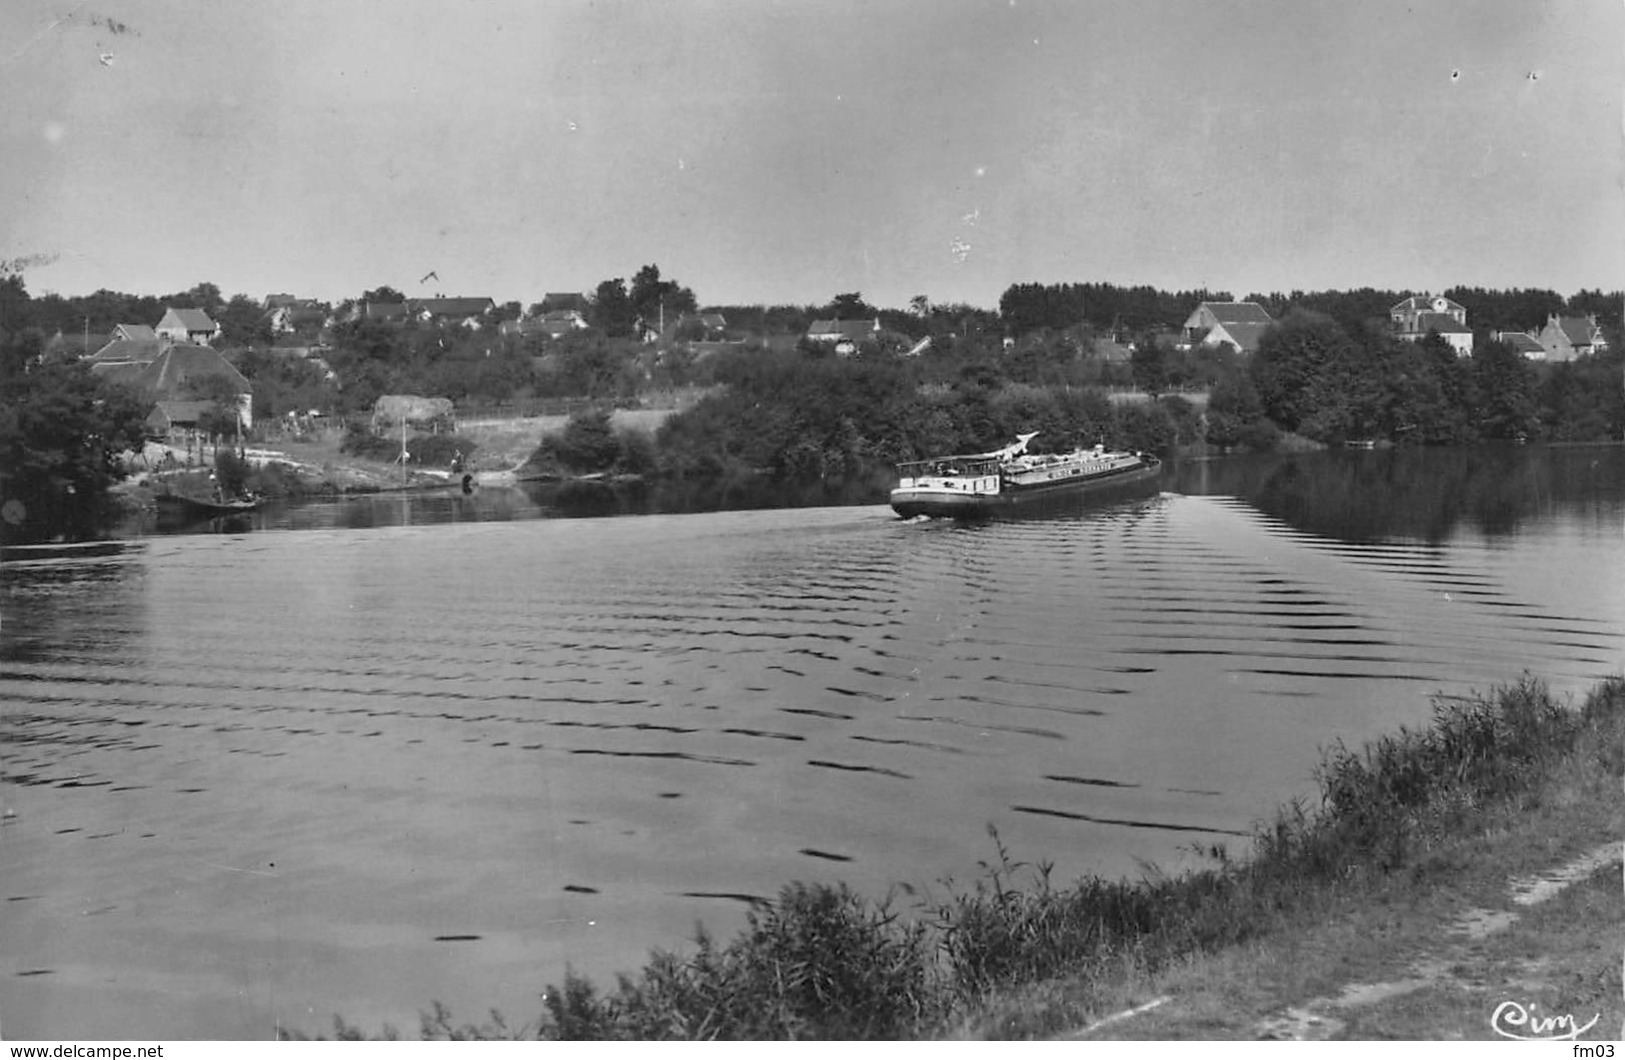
1170 446 1623 544
0 546 143 664
524 469 894 519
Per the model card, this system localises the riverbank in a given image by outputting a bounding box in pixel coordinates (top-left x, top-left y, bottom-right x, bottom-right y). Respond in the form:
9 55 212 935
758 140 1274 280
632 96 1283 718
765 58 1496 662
289 673 1623 1041
108 405 678 510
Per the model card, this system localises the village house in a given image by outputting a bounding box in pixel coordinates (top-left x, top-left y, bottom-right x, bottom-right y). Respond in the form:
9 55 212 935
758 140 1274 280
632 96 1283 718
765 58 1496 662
86 334 163 370
807 318 880 356
1534 313 1609 362
111 323 158 343
264 296 328 335
538 292 590 315
137 344 254 430
155 307 221 345
685 312 728 338
143 399 218 439
1492 330 1548 360
1390 295 1474 355
355 300 411 324
1181 305 1264 354
412 297 496 328
86 335 253 437
1180 302 1274 354
541 307 590 330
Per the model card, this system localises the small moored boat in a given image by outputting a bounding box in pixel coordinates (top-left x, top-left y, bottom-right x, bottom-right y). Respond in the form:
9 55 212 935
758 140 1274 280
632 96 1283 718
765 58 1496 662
154 492 263 516
890 432 1159 518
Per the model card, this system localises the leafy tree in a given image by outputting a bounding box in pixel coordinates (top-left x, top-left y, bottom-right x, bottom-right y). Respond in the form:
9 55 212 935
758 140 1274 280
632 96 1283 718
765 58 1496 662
552 410 622 472
1471 339 1536 439
361 286 406 304
0 274 34 334
1250 310 1348 431
167 281 223 313
591 278 635 337
1205 370 1266 449
0 345 149 543
825 292 875 319
552 330 635 399
629 264 697 325
1130 338 1169 397
215 294 273 347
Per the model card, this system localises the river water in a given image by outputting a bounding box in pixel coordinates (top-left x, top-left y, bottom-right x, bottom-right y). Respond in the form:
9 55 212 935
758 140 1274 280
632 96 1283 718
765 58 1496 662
2 445 1621 1039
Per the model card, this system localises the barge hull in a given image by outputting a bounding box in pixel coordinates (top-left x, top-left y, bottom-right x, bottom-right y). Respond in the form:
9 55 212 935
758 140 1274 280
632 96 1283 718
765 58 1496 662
891 461 1159 518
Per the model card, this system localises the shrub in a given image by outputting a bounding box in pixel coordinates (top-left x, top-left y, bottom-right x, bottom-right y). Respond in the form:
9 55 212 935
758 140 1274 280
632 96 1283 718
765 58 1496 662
526 410 639 475
213 448 251 496
555 410 621 472
301 674 1624 1041
341 423 402 462
406 433 477 468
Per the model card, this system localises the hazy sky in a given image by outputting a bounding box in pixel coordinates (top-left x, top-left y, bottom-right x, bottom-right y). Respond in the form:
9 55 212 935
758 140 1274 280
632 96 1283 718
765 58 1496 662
3 0 1620 310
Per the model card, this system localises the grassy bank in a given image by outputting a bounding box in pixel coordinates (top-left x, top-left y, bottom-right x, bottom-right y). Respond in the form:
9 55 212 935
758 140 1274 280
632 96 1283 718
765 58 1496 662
290 674 1624 1041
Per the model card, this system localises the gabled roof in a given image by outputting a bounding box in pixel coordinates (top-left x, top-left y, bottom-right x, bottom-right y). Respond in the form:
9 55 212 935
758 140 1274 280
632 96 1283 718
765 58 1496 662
414 297 495 318
1553 315 1603 344
541 292 590 312
145 400 215 429
136 344 251 397
1416 311 1470 335
89 361 150 387
1392 295 1465 314
113 323 158 342
364 301 411 321
1199 301 1273 326
1497 332 1545 355
1211 321 1271 352
87 338 162 365
808 318 877 340
264 294 299 309
159 307 219 332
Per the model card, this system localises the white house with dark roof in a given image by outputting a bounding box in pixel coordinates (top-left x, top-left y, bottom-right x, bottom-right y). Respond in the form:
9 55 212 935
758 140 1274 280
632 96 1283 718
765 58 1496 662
155 307 220 345
1390 294 1467 333
1535 313 1609 362
1391 295 1473 355
1181 301 1274 354
807 318 879 356
413 297 496 328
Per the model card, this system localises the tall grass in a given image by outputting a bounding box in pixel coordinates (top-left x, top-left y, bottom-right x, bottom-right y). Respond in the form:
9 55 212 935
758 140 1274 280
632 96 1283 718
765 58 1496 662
287 674 1624 1041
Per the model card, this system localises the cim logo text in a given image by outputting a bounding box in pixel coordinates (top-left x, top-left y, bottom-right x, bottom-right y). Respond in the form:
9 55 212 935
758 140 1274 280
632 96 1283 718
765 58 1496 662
1490 1000 1601 1041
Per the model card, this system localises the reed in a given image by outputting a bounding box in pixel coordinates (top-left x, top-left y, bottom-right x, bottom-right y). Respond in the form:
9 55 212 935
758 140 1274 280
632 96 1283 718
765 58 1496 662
287 674 1624 1041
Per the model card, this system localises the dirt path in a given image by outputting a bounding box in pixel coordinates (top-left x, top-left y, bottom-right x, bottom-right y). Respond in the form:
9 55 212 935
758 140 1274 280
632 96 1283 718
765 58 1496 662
1249 842 1620 1041
1053 766 1623 1042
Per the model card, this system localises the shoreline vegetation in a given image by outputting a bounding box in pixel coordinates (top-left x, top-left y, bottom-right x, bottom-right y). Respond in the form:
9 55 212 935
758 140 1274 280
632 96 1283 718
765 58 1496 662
4 273 1622 544
285 673 1625 1041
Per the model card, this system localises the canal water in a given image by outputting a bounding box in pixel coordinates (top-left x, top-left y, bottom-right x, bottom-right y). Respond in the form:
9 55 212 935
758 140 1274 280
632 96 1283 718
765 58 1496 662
2 445 1621 1039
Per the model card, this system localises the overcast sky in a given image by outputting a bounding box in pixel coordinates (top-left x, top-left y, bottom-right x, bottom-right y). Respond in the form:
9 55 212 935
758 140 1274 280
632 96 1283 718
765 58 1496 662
3 0 1620 310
